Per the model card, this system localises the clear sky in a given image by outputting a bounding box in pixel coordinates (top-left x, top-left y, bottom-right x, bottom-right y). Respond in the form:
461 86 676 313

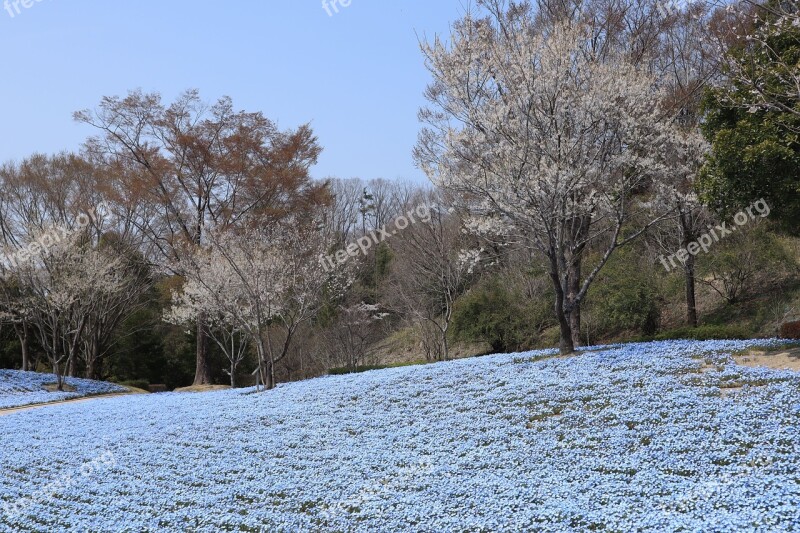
0 0 467 183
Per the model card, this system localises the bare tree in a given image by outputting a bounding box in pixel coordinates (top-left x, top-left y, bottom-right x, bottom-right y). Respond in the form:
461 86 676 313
390 192 477 361
324 303 388 371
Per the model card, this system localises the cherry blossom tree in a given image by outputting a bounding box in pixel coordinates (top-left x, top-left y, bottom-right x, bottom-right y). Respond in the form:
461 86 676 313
416 7 698 354
14 231 124 390
167 222 345 390
165 248 253 388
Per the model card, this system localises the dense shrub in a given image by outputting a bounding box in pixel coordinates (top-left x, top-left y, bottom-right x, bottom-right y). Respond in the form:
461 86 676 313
117 379 151 391
588 248 662 337
780 321 800 340
451 278 552 353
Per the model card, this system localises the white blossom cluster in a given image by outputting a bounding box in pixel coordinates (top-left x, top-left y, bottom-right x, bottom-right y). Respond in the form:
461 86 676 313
1 340 799 531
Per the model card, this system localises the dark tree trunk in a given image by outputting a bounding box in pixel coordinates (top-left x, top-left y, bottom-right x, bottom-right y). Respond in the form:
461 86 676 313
193 316 212 386
86 340 102 381
87 357 97 382
684 256 698 328
550 266 575 355
566 215 589 349
52 325 65 391
20 336 29 372
568 261 582 348
265 360 276 390
558 310 575 355
678 202 699 328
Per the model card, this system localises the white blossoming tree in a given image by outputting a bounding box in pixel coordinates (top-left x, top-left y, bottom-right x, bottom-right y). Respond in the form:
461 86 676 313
15 231 124 390
416 5 694 354
168 222 343 390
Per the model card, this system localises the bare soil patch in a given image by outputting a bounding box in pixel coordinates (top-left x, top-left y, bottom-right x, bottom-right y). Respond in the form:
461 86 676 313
173 385 232 393
734 347 800 372
42 383 77 392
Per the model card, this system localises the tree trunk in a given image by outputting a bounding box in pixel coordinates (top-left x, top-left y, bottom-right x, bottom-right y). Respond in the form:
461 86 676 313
265 360 276 390
678 202 699 329
549 258 575 355
565 215 590 349
20 336 29 372
193 316 212 386
53 359 64 392
569 305 582 349
230 360 237 388
67 317 86 379
68 351 77 377
87 357 97 382
14 323 29 372
567 251 583 349
558 310 576 355
52 326 64 391
684 256 698 328
86 339 102 381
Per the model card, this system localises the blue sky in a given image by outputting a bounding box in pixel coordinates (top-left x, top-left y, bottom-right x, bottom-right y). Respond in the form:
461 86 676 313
0 0 467 182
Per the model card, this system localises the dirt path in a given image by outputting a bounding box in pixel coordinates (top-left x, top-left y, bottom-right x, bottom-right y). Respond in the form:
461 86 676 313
0 392 139 417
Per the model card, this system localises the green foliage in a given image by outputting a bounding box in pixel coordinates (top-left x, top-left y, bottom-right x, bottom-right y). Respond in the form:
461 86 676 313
110 281 198 389
588 248 661 337
117 379 151 391
451 278 552 353
650 324 754 342
699 8 800 233
0 328 19 370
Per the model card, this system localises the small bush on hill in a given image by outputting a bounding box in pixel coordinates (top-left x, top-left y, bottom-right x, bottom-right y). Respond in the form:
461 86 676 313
780 321 800 340
588 247 662 337
451 278 552 353
117 379 151 391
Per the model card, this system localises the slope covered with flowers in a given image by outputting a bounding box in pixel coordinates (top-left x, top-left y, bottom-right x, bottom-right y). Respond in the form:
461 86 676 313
1 340 799 531
0 370 127 410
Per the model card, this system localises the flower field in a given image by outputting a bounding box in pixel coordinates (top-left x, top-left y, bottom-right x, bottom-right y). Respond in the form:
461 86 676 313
1 340 799 532
0 370 126 410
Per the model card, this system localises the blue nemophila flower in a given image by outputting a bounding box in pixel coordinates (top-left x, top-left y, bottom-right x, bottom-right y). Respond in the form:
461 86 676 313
0 370 126 410
0 340 798 531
